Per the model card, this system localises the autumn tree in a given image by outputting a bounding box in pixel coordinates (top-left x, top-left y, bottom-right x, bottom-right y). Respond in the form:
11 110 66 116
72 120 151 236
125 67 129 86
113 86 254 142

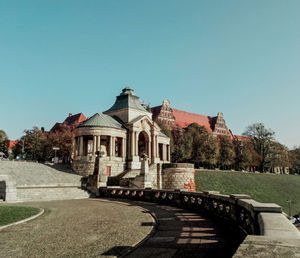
13 127 47 161
45 123 75 163
243 123 275 172
172 128 193 162
202 134 219 168
171 123 219 168
267 142 293 173
218 136 236 169
234 139 260 171
0 130 9 157
290 147 300 174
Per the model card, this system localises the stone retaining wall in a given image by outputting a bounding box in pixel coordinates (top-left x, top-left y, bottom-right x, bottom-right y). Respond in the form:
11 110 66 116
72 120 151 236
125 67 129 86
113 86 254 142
72 157 126 177
98 187 300 257
162 163 195 191
0 175 17 202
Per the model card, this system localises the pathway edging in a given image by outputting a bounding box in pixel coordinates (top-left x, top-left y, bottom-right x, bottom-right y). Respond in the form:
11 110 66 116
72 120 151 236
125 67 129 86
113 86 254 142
0 208 44 231
120 202 158 257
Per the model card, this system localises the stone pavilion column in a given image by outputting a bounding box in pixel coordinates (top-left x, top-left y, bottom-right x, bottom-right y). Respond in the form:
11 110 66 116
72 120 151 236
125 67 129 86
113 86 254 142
135 132 138 156
109 136 113 157
112 137 115 157
97 135 101 151
148 139 151 161
79 136 84 156
93 136 97 156
156 136 159 158
131 131 135 158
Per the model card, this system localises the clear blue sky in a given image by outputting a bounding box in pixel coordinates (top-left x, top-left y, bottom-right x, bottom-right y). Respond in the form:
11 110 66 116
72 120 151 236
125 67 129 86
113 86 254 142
1 0 299 148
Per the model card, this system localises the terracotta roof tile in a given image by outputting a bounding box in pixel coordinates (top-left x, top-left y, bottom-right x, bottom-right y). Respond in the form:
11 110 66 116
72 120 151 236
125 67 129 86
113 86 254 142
234 135 251 141
64 113 86 125
8 140 18 150
171 108 214 132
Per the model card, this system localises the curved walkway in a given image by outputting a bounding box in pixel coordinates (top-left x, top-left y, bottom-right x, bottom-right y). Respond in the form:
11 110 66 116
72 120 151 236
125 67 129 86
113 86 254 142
117 200 238 258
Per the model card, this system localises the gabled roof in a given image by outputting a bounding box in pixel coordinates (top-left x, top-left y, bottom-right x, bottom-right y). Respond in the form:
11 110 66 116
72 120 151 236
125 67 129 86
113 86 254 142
50 113 86 132
50 122 62 132
129 114 154 126
234 135 251 141
64 113 86 125
171 108 215 132
105 87 147 113
77 113 125 130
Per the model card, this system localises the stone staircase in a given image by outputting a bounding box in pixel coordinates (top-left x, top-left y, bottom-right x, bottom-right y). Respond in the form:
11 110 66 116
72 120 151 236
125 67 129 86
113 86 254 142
128 175 145 188
111 163 159 188
118 169 142 187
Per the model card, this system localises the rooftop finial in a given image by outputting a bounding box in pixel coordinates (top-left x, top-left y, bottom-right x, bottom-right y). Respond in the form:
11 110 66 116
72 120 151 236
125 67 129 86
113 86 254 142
121 87 135 96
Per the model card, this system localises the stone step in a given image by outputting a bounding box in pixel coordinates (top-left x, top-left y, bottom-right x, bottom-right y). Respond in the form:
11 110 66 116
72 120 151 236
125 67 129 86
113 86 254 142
15 187 89 202
122 169 141 179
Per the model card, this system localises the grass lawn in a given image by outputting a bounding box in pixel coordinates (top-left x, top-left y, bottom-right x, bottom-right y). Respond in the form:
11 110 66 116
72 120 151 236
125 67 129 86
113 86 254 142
195 170 300 215
0 206 40 226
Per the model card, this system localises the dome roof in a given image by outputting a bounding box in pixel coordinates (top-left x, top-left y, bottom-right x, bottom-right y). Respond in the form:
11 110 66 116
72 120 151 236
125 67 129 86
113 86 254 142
77 113 125 130
104 87 147 113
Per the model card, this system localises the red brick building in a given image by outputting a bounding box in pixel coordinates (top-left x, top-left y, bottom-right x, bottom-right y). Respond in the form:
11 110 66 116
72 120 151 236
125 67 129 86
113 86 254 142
152 100 232 138
50 113 86 132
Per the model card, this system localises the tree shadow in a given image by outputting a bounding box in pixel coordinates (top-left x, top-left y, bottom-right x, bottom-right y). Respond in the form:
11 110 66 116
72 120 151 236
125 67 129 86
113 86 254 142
101 246 132 256
43 163 78 175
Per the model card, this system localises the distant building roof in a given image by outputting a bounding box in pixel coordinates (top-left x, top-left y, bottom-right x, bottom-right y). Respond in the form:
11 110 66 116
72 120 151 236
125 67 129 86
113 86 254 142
151 105 163 120
77 113 125 130
105 87 147 113
171 108 215 132
7 140 18 150
64 113 86 125
50 113 86 132
234 135 252 141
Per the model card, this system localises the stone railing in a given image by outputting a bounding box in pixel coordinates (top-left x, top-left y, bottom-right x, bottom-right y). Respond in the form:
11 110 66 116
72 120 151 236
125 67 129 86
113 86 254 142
98 187 300 257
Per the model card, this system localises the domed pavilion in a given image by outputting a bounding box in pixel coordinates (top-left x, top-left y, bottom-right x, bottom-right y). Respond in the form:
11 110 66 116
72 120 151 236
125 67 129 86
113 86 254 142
72 87 170 185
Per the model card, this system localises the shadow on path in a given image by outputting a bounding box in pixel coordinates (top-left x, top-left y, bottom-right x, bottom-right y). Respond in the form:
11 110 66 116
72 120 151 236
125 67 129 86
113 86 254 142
100 198 241 258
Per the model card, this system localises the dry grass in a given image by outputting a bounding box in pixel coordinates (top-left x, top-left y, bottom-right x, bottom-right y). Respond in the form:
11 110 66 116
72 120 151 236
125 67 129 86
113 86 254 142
0 199 153 258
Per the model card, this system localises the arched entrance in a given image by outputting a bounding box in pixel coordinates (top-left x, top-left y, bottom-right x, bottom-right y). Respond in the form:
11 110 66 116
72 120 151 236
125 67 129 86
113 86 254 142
138 131 149 157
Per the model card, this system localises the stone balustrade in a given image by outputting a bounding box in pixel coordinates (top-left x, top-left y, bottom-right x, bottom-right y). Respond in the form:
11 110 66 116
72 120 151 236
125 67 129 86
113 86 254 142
98 187 300 257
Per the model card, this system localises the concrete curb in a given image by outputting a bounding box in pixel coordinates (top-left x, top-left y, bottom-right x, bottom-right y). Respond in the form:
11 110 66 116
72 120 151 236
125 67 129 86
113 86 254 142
0 208 44 231
120 201 158 257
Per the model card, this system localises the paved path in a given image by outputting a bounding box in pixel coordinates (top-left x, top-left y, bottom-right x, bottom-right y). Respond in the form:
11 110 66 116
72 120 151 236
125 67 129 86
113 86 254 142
119 200 238 258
